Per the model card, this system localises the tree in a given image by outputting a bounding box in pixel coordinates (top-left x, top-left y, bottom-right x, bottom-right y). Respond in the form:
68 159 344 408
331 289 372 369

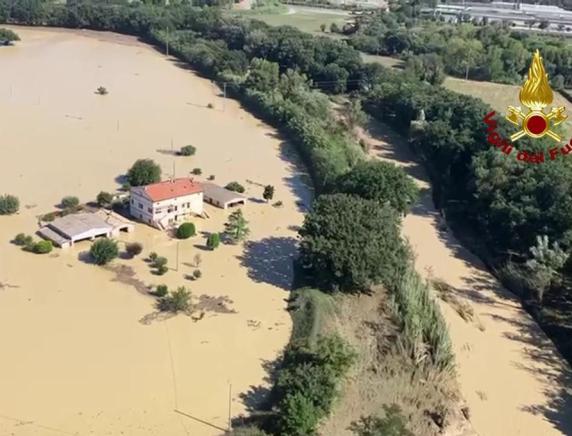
95 86 108 95
330 22 340 33
332 161 419 215
225 181 245 193
97 191 114 208
193 269 202 279
245 58 279 93
33 240 53 254
0 194 19 215
526 235 568 303
349 404 413 436
176 222 196 239
127 159 161 187
445 37 483 80
179 145 196 156
225 209 250 244
153 284 168 297
61 196 80 209
157 286 192 313
14 233 32 246
277 393 320 436
0 28 20 45
126 242 143 257
90 238 119 265
343 98 368 130
320 23 326 32
299 194 408 292
207 232 221 250
263 185 275 202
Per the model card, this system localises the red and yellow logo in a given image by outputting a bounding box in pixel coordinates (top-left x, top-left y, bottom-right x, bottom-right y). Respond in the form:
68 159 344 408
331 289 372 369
506 49 567 142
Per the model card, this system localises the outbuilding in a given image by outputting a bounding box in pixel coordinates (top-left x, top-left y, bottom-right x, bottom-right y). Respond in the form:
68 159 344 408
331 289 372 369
202 182 246 209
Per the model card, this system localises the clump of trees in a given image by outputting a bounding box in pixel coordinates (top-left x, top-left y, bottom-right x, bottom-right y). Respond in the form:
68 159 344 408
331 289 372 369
225 209 250 244
179 145 196 156
13 233 53 254
127 159 161 187
90 238 118 265
299 194 408 292
176 222 196 239
331 161 418 215
225 181 245 193
0 194 19 215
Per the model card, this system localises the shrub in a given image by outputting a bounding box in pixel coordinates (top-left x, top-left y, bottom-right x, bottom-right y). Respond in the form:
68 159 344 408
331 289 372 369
154 256 168 268
96 86 108 95
126 242 143 257
207 103 214 109
225 181 245 193
0 28 20 45
61 196 80 209
42 211 58 222
193 253 202 267
193 269 202 279
208 175 216 181
33 240 53 254
96 191 114 207
179 145 196 156
153 284 168 297
149 252 158 262
263 185 275 201
157 287 192 313
127 159 161 187
191 168 202 175
273 201 283 208
176 222 196 239
157 265 168 275
0 194 19 215
14 233 32 246
277 392 320 436
349 404 414 436
207 233 221 250
90 238 119 265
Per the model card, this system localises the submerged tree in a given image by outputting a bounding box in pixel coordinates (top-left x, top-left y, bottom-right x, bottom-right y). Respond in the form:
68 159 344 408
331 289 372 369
225 209 250 244
127 159 161 187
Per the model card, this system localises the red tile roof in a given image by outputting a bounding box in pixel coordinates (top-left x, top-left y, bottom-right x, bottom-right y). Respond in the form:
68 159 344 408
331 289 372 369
142 178 203 202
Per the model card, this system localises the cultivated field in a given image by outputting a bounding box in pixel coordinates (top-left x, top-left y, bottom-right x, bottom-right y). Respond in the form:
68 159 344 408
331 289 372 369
0 26 311 436
247 5 349 34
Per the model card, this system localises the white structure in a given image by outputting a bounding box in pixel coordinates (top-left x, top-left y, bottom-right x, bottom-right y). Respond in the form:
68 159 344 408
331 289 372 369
130 178 204 229
202 182 246 209
38 210 134 248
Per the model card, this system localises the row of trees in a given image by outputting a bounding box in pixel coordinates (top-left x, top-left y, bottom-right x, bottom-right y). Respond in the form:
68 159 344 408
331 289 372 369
351 14 572 87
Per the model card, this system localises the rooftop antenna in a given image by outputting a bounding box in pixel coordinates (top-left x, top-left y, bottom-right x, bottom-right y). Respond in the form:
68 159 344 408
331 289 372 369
171 138 176 180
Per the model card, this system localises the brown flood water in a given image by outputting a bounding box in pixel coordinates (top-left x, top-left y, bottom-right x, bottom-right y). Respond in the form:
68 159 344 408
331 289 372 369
0 27 312 435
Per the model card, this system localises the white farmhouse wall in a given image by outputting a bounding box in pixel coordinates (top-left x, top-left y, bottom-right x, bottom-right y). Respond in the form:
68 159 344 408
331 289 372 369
130 191 203 228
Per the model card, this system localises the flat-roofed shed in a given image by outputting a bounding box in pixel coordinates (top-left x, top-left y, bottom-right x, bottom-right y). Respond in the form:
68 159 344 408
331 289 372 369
202 182 246 209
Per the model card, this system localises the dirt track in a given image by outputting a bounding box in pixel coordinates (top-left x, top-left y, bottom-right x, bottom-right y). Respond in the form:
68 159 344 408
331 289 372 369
365 120 572 436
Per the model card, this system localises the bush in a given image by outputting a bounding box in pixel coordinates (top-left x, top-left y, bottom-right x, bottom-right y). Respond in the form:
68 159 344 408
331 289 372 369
96 86 108 95
42 211 58 222
0 194 19 215
193 269 202 279
0 28 20 45
349 404 414 436
176 222 196 239
61 196 80 209
179 145 196 156
208 175 216 181
263 185 275 201
14 233 32 246
153 284 169 297
127 159 161 187
90 238 119 265
191 168 202 175
149 252 158 262
33 240 53 254
157 287 192 313
157 265 168 275
97 191 114 207
126 242 143 257
225 181 245 193
299 194 408 292
154 256 168 268
207 232 221 250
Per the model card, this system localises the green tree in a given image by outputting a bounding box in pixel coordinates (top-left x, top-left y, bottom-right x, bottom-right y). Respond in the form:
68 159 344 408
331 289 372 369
445 37 483 79
179 145 196 156
176 222 196 239
126 242 143 257
263 185 275 202
157 286 192 313
0 194 19 215
245 58 279 93
526 235 568 303
90 238 119 265
225 181 245 193
225 209 250 244
343 98 368 130
0 28 19 45
61 196 79 209
299 194 408 292
207 232 221 250
277 393 320 436
33 240 53 254
96 191 114 208
332 161 418 215
127 159 161 187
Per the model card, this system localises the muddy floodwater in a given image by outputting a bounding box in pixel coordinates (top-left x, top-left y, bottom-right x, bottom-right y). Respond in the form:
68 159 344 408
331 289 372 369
0 26 311 435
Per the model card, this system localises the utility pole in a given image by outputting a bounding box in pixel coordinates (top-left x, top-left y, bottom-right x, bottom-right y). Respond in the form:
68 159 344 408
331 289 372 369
176 241 180 272
228 383 232 432
223 82 227 112
171 138 175 179
166 29 170 56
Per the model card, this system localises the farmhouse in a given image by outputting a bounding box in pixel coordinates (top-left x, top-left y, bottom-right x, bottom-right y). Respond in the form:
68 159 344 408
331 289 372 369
130 178 203 229
38 210 134 248
202 182 246 209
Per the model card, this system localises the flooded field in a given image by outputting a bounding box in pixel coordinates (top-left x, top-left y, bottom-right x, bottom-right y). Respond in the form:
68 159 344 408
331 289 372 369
0 26 311 435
